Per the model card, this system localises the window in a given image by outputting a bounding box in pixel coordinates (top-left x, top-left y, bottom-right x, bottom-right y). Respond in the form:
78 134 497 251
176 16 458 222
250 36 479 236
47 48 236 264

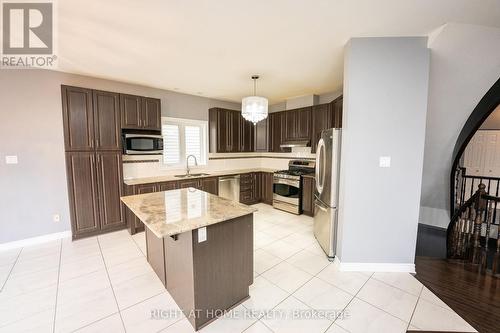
161 117 208 167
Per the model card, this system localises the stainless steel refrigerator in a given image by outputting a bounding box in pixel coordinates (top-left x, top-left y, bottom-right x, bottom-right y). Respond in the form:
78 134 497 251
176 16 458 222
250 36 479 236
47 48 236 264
314 128 341 258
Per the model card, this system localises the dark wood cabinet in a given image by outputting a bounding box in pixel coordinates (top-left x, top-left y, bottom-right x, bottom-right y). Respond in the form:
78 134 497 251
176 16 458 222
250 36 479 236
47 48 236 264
62 86 95 151
142 97 162 130
240 173 259 205
62 86 126 239
269 112 284 152
282 107 312 143
240 118 254 152
178 179 202 189
93 90 121 151
302 176 315 216
96 151 125 230
261 172 274 205
120 94 142 129
65 152 100 236
201 177 218 195
254 118 268 152
311 96 343 153
159 181 178 191
120 94 161 131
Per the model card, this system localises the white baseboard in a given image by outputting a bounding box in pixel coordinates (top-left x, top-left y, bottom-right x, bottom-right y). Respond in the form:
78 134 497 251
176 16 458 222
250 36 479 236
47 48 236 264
334 257 415 273
0 231 72 251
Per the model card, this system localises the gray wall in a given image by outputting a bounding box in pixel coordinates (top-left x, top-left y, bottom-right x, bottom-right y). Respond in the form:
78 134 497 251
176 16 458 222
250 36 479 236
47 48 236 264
419 23 500 228
0 69 239 243
338 37 430 265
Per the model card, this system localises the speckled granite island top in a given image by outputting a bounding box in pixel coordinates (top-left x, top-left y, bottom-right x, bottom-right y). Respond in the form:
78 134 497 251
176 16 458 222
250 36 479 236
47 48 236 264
120 188 257 238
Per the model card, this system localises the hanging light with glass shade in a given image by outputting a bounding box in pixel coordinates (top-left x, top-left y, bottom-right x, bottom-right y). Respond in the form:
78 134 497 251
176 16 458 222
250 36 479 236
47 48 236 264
241 75 268 124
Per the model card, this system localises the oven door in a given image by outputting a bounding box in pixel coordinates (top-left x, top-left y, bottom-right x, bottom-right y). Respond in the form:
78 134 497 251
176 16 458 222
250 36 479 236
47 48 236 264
124 134 163 155
273 177 300 205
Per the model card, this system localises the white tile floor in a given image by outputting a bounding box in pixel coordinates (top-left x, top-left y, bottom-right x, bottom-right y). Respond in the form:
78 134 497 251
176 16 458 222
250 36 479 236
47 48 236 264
0 203 478 333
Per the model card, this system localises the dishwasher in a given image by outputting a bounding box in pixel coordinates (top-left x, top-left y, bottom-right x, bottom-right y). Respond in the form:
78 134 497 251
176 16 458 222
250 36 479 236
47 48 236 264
218 175 240 202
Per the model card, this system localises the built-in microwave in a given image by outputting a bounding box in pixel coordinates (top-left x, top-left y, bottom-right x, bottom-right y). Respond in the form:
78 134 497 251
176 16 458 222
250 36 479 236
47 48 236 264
123 132 163 155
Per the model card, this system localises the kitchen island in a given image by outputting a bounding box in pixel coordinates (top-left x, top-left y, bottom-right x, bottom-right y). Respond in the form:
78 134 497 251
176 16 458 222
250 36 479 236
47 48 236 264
121 187 256 330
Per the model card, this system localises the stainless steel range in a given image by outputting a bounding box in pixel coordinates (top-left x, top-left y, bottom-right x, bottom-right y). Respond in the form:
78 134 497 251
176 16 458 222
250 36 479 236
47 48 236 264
273 160 316 214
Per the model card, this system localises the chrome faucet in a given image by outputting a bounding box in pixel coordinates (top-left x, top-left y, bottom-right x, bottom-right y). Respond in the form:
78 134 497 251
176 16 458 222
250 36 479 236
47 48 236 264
186 155 198 176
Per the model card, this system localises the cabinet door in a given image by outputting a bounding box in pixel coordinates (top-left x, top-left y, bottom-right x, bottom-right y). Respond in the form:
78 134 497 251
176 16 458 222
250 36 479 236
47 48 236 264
301 176 315 216
201 177 218 195
283 110 297 142
240 117 254 152
65 152 100 236
254 118 268 152
208 108 219 153
142 97 161 130
134 183 158 231
159 181 178 191
216 109 230 153
96 151 125 230
62 86 95 151
269 112 283 152
296 107 312 141
229 110 241 152
262 172 274 205
93 90 121 151
120 94 142 129
332 96 343 128
253 173 262 202
311 103 331 153
178 179 201 189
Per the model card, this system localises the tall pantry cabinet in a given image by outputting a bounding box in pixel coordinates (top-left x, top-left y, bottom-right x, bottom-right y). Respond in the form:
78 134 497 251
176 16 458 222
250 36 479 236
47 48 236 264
62 85 126 239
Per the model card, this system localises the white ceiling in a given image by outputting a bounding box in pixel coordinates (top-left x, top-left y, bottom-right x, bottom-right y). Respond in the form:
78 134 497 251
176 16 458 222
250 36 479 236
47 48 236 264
57 0 500 103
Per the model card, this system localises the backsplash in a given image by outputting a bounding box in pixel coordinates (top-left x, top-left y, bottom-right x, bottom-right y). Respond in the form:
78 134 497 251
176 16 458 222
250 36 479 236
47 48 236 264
122 147 316 179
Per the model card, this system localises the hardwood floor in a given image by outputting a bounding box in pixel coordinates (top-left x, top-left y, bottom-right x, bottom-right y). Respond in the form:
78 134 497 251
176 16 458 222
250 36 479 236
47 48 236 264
414 257 500 333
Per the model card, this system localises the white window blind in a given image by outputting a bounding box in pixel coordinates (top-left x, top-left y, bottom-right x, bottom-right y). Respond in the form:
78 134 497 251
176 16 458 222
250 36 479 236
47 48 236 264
163 124 180 165
161 117 208 167
185 126 202 162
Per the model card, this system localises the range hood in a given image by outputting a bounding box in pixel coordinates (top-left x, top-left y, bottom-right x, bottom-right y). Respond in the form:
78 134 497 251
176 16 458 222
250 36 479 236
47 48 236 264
280 140 310 148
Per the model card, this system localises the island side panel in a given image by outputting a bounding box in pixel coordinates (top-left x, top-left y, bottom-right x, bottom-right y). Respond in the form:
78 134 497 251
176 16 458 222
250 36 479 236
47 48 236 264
164 231 196 326
192 214 254 330
145 227 166 286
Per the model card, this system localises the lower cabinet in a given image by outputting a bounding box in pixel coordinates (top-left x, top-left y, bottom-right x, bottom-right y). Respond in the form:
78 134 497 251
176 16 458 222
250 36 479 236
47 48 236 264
302 176 315 216
66 151 125 239
201 177 218 195
240 173 259 205
261 172 274 205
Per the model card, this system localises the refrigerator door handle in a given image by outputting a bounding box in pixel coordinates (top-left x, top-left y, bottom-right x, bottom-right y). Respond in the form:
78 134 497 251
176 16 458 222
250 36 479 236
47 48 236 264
315 138 326 195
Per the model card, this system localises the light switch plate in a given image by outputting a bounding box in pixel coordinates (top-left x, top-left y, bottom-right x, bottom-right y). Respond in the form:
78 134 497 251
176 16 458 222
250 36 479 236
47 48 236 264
379 156 391 168
5 155 18 164
198 227 207 243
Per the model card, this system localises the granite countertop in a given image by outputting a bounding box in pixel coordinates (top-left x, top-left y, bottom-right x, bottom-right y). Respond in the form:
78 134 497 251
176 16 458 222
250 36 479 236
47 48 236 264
124 168 278 186
121 188 257 238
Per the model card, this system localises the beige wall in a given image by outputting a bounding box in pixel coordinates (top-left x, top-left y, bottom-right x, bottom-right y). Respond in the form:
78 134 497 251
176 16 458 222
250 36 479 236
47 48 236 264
0 69 240 243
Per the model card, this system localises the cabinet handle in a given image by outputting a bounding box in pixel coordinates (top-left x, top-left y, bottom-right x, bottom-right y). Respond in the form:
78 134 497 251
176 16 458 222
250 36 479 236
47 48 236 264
91 138 94 148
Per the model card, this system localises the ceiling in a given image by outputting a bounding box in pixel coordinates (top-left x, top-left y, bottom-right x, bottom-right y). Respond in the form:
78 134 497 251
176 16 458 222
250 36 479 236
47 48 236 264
56 0 500 103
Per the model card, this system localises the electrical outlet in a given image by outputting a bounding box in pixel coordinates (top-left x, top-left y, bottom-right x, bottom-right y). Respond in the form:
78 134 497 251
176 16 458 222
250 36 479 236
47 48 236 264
198 227 207 243
53 214 60 223
379 156 391 168
5 155 18 164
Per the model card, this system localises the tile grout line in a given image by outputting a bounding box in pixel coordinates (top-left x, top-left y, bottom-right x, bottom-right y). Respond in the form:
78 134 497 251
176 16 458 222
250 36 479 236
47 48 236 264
52 240 63 333
96 236 127 332
322 271 373 333
0 247 23 292
370 275 423 298
405 284 424 331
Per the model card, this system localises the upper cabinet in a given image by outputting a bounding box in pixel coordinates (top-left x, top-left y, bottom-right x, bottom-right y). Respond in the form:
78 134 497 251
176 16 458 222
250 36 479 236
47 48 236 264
62 86 122 152
62 86 95 151
142 97 162 130
282 107 312 143
311 96 343 153
93 90 121 150
209 96 342 154
120 94 161 131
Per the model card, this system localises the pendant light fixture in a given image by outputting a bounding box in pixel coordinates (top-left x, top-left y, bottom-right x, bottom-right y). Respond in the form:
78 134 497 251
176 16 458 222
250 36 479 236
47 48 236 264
241 75 268 124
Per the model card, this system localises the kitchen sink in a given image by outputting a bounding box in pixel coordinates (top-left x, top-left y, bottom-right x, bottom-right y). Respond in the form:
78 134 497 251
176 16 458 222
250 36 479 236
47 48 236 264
174 173 210 178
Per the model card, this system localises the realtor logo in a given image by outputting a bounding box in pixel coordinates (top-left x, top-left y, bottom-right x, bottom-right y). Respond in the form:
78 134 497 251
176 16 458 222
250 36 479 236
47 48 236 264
1 0 57 68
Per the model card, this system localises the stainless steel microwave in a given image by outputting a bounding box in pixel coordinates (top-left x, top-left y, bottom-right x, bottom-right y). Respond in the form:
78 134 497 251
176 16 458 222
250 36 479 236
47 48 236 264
123 133 163 155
